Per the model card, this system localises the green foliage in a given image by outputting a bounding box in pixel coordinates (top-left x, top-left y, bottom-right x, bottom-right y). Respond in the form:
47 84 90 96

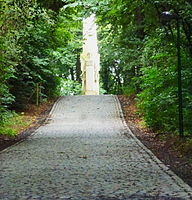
95 0 192 134
60 80 82 96
0 0 83 113
56 0 192 134
99 85 107 95
0 111 24 136
1 0 192 137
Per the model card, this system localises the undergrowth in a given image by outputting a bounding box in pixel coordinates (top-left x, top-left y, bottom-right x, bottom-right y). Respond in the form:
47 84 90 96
0 111 33 136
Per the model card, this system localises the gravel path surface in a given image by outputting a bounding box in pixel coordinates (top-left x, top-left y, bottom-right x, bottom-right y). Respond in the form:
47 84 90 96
0 95 192 200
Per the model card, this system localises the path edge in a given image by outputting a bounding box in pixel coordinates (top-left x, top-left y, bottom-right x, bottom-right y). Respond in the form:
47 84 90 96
114 95 192 197
0 97 63 153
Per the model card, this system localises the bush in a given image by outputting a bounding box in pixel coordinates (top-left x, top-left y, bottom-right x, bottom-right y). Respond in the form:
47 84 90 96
60 79 82 96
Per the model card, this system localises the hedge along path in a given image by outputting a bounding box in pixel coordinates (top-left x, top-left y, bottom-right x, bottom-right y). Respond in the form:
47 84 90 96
0 95 192 200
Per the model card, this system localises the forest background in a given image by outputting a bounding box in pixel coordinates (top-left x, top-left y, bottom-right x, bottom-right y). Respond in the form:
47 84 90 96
0 0 192 137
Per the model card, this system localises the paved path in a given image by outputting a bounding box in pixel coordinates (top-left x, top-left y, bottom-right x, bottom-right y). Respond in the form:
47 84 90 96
0 95 192 200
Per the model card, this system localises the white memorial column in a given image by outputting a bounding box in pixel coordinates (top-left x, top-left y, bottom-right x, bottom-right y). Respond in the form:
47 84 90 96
81 14 100 95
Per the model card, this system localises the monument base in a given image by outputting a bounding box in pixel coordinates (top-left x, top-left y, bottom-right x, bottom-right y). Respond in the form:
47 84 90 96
85 90 99 95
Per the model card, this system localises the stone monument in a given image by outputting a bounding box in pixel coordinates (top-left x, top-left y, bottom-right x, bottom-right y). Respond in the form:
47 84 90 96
81 14 100 95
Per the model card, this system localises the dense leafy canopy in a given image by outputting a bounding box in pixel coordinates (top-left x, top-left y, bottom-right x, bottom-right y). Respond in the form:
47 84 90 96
0 0 192 135
0 0 82 114
94 0 192 135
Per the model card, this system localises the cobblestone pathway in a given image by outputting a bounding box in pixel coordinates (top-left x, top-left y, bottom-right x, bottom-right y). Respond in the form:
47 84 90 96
0 95 192 200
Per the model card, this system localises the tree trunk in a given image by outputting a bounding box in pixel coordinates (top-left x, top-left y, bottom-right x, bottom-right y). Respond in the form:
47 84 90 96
70 67 74 81
76 54 81 83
